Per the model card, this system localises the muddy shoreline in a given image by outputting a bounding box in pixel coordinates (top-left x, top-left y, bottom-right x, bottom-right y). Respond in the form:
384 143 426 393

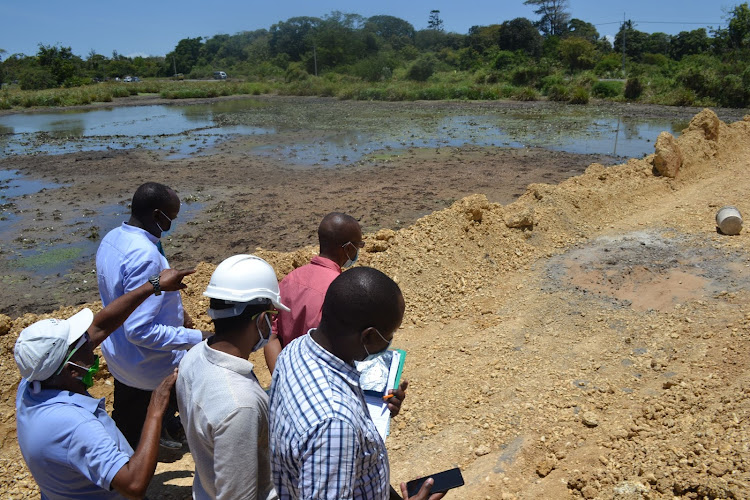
0 97 745 316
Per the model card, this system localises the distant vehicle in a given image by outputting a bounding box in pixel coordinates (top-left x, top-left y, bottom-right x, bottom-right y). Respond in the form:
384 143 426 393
132 76 141 82
173 73 184 80
213 71 227 80
123 76 133 83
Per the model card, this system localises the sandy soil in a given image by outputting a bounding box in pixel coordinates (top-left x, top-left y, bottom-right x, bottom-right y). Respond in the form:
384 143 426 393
1 103 750 499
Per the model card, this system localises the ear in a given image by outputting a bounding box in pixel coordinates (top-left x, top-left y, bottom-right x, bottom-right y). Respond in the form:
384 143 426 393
360 327 380 348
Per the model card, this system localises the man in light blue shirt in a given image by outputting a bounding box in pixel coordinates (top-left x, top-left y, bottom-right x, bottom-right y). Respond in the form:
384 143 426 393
96 182 205 447
15 268 192 499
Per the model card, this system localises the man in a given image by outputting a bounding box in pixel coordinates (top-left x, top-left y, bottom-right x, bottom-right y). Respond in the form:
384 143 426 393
264 212 364 373
269 267 444 500
177 255 286 500
96 182 205 447
14 268 193 499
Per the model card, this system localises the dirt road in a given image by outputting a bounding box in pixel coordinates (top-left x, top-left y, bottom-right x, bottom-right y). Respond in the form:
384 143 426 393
1 106 749 499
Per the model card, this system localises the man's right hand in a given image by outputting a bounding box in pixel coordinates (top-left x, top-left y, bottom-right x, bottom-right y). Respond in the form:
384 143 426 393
148 369 178 415
400 479 446 500
158 268 196 292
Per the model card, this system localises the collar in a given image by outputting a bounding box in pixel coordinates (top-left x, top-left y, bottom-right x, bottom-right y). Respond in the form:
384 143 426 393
310 255 342 273
121 221 159 245
303 331 361 388
23 379 103 414
202 340 255 377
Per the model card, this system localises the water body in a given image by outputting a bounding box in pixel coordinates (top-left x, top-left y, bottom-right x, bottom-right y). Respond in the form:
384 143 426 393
0 98 693 165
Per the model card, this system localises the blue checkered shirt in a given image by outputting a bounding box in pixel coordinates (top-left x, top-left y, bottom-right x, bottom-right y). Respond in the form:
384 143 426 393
269 332 390 500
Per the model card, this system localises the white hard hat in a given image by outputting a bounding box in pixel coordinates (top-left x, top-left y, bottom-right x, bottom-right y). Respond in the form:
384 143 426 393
14 308 94 382
204 254 290 319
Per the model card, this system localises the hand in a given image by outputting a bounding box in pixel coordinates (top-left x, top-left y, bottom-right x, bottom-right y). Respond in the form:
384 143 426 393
183 309 195 329
386 379 408 417
158 268 196 292
400 478 446 500
149 369 178 415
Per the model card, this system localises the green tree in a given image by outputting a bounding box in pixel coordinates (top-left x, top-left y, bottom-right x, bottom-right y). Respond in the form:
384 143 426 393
37 44 80 85
726 2 750 49
614 21 649 59
269 16 321 61
498 18 543 57
565 19 599 43
559 37 596 70
644 32 671 56
166 37 203 75
427 10 444 31
670 28 710 59
365 15 415 49
524 0 570 37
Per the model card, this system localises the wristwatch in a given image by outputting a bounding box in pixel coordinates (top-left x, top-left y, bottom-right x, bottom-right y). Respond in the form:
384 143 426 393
148 274 161 295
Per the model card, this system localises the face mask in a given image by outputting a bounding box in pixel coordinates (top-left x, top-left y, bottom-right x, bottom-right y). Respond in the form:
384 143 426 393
342 243 360 269
68 355 100 389
251 312 273 352
362 329 392 362
156 209 175 237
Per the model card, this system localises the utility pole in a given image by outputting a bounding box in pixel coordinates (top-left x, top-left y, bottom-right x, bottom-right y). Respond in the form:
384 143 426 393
313 45 318 77
173 56 177 77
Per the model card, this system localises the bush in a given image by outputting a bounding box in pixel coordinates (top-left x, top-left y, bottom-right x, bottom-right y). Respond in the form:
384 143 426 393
591 80 623 98
669 88 697 106
19 68 57 90
594 54 622 77
493 50 517 70
569 86 589 104
406 55 437 82
514 87 538 101
547 84 570 101
624 78 644 100
284 63 309 83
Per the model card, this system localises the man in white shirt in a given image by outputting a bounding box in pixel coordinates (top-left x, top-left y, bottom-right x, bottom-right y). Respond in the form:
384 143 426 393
178 255 286 500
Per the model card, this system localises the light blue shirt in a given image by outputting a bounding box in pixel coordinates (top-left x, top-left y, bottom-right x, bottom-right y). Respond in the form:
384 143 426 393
269 333 390 500
15 379 134 499
96 222 202 390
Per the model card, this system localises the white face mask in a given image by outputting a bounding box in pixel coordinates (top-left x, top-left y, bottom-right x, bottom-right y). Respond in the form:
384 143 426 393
362 328 392 362
251 312 273 352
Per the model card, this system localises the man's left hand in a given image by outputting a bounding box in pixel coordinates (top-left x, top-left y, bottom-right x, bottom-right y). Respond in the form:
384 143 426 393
386 379 408 417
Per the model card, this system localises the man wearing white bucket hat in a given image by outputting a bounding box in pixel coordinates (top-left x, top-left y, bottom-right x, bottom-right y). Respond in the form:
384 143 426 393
177 255 287 500
14 268 194 500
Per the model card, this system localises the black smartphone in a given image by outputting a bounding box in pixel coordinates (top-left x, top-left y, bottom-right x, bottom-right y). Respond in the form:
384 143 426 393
406 467 464 497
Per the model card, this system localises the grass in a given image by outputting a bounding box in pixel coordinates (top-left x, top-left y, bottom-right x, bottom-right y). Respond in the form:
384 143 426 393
0 69 734 110
10 247 83 271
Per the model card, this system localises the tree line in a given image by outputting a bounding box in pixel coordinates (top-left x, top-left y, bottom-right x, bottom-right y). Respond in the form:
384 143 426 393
2 2 750 107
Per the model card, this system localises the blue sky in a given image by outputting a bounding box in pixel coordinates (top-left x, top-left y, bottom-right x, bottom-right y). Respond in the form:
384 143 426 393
1 0 734 58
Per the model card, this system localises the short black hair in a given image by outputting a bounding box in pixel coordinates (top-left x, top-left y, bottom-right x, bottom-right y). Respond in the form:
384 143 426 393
319 267 403 337
210 298 270 335
318 212 360 253
131 182 174 220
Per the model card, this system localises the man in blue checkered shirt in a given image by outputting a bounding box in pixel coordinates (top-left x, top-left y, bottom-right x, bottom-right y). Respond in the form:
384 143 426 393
269 267 445 500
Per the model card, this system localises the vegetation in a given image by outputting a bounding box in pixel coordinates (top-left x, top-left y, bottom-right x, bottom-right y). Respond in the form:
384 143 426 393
3 3 750 109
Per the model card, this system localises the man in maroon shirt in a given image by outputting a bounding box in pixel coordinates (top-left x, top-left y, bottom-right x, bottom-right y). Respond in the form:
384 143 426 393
264 212 363 374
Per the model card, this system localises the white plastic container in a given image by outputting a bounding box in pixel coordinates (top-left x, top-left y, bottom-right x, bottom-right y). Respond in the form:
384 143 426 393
716 206 743 235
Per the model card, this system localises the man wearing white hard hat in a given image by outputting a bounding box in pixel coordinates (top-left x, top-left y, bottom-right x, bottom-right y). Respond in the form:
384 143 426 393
177 255 286 500
14 268 194 500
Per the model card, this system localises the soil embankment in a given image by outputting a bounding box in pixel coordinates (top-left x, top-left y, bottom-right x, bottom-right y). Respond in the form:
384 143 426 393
1 108 750 499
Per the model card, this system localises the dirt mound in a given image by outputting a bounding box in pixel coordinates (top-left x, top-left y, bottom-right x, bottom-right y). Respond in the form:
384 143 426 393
2 109 750 499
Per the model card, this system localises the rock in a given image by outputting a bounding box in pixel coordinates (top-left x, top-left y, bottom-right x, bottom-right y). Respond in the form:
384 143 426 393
475 444 491 456
581 411 599 427
653 132 683 178
0 315 11 336
686 108 720 141
505 207 535 230
536 457 557 477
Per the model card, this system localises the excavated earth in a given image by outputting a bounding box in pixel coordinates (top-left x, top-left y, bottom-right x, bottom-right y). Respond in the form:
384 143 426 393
1 108 750 499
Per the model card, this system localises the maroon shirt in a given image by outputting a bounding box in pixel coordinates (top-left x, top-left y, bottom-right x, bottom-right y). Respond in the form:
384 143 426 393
273 256 341 347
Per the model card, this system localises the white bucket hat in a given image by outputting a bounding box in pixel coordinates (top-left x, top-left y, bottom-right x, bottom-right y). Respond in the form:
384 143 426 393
14 308 94 383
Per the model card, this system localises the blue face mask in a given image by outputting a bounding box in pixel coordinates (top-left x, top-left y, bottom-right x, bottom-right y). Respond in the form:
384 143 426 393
362 329 392 362
341 241 362 269
155 209 175 237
